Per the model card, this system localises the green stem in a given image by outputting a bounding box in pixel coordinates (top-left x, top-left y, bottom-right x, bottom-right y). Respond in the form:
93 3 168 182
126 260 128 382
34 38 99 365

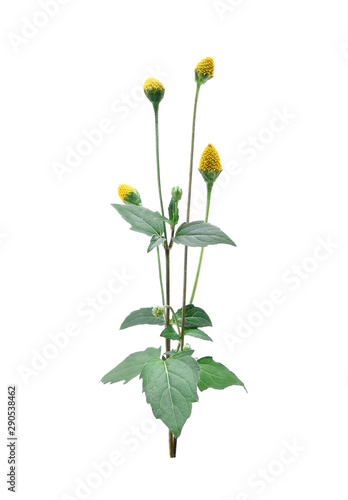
180 83 201 352
190 183 212 303
165 248 175 458
174 82 201 459
153 103 168 243
164 249 171 352
186 84 201 223
165 305 181 336
153 103 173 457
157 247 165 305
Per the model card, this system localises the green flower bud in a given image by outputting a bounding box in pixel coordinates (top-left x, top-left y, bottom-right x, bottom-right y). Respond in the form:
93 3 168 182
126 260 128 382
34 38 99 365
171 186 182 202
183 344 192 351
168 187 182 226
152 305 165 318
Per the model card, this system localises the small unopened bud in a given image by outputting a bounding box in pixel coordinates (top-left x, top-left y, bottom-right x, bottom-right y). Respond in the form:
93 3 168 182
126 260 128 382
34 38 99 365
168 186 183 226
152 305 165 318
183 344 192 351
171 186 182 202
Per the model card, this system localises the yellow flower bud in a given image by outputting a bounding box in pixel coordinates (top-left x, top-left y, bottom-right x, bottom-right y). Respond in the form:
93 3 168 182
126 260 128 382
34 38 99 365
199 144 222 172
195 57 215 84
118 184 134 201
199 144 222 186
143 78 165 105
118 184 142 206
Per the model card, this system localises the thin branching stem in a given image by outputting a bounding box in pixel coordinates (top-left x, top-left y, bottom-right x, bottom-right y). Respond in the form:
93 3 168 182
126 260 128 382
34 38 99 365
180 83 201 351
190 183 212 303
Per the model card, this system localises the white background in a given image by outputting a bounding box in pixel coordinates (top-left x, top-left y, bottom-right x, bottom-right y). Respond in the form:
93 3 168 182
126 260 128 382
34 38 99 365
1 1 348 499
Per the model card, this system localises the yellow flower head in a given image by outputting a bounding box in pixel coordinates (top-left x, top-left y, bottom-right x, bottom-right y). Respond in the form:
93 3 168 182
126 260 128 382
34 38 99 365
199 144 222 186
118 184 142 206
195 57 214 84
118 184 135 201
143 78 165 105
199 144 222 172
144 78 165 93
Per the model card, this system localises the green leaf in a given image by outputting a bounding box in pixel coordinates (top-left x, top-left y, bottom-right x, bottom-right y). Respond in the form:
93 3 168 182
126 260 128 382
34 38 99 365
147 234 166 253
160 325 181 341
163 350 178 357
197 357 246 392
185 329 213 342
173 221 236 247
112 204 168 237
101 347 161 385
141 351 200 438
120 308 165 330
175 304 212 328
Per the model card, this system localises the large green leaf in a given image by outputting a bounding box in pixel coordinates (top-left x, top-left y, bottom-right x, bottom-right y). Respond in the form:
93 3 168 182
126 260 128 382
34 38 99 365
185 329 213 342
197 357 246 392
112 204 168 237
175 305 212 328
101 347 161 385
141 351 200 438
172 221 236 247
120 308 166 330
160 325 181 341
147 234 166 253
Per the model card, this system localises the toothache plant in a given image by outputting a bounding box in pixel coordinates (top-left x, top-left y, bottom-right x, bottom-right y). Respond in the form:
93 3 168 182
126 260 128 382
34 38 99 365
101 57 246 458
